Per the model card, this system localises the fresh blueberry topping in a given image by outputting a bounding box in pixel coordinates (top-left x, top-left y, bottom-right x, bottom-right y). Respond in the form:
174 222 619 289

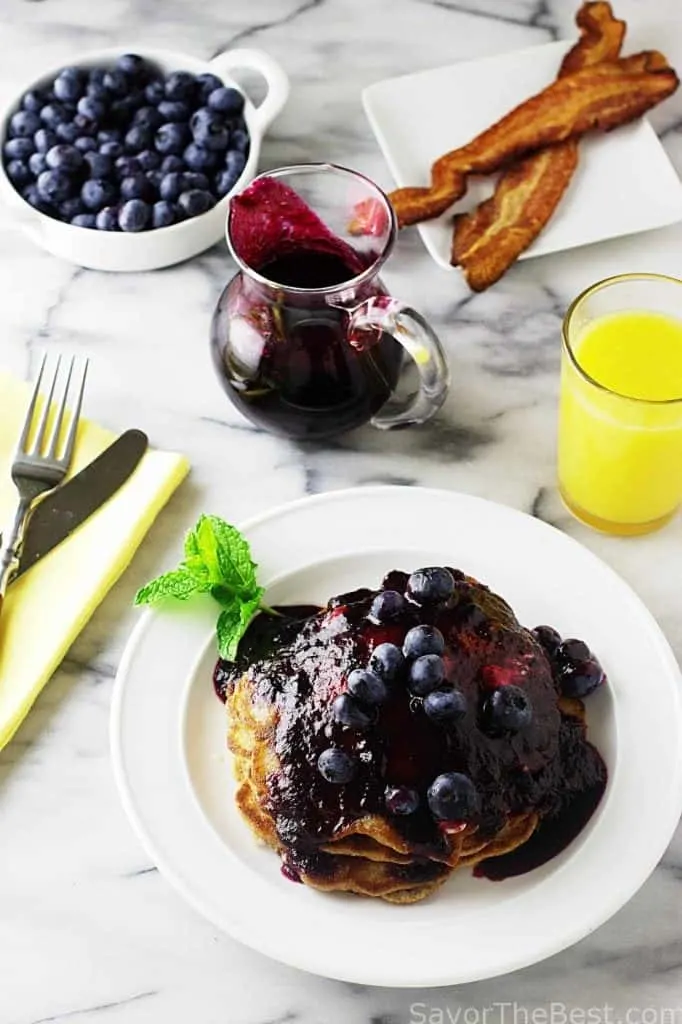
102 68 129 97
406 567 455 605
28 152 48 177
97 128 122 145
133 106 164 131
207 85 244 115
37 168 72 202
532 625 562 657
154 122 187 155
408 654 445 696
183 142 218 171
99 140 124 158
146 168 162 190
4 137 34 161
159 171 184 201
6 160 31 187
403 624 445 659
137 147 161 171
177 188 214 217
214 167 241 196
427 772 478 822
22 184 52 212
54 71 83 103
84 151 113 179
151 199 175 228
144 78 166 105
21 89 45 113
71 212 96 228
224 149 246 178
230 127 249 153
164 70 196 102
190 108 229 150
332 693 372 731
160 153 184 173
120 172 154 202
196 73 223 99
424 688 467 722
317 748 356 784
124 124 152 152
95 205 119 230
182 171 210 191
55 122 80 144
116 53 148 79
33 128 57 153
157 99 191 124
556 638 591 665
115 155 141 178
10 110 42 137
81 177 117 210
484 685 532 733
77 95 106 122
369 589 405 623
118 197 150 231
557 656 605 699
74 135 98 153
385 785 420 816
369 642 404 680
347 668 388 706
59 197 85 220
40 103 68 128
46 144 83 174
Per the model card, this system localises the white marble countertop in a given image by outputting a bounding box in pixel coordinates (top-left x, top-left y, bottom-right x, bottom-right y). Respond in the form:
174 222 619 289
2 0 682 1021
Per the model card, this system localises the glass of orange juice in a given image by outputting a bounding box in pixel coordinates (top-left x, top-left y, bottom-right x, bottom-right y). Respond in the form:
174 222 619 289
558 273 682 535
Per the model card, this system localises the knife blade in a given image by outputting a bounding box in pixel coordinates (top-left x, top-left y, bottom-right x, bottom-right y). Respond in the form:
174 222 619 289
13 428 148 582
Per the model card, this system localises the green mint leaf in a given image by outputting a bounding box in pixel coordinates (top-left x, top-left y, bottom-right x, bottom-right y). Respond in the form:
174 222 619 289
204 515 259 594
134 568 208 606
216 590 263 660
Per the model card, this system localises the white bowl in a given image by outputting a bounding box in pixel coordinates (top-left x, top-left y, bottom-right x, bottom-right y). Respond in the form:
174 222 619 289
0 46 289 271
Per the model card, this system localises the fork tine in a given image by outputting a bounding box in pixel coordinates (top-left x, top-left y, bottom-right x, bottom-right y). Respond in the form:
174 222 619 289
29 354 62 456
16 352 47 454
45 356 75 460
57 358 88 467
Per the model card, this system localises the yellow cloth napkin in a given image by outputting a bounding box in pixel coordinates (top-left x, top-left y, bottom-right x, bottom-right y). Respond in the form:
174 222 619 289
0 371 189 750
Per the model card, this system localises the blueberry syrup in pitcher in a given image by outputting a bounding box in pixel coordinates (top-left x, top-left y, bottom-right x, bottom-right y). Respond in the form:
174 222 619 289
210 178 403 441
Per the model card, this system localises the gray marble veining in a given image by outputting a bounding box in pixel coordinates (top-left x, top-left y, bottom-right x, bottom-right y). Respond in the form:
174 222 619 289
1 0 682 1021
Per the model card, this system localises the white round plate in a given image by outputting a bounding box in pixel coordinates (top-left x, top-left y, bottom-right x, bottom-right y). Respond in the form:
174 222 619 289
111 487 682 987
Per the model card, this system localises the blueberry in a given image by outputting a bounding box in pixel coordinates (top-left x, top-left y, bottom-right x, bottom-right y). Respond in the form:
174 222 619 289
95 205 119 231
214 167 241 196
427 772 478 822
97 128 122 145
120 173 154 202
118 197 150 231
59 197 85 220
154 122 187 155
556 638 590 666
115 155 142 178
99 140 124 159
385 785 420 816
158 99 191 123
46 144 83 173
230 127 249 153
75 135 98 153
144 79 166 105
369 590 405 623
137 148 161 171
160 153 184 173
532 625 562 658
6 160 32 187
557 656 605 699
77 95 106 122
484 685 532 733
172 201 187 221
54 71 83 103
369 642 404 681
73 113 98 136
22 184 52 213
37 168 73 202
332 693 372 731
164 70 196 102
424 688 467 723
224 148 246 178
102 69 129 96
196 72 223 99
159 171 184 201
177 188 214 217
317 748 356 785
86 82 109 103
88 68 107 87
407 567 455 605
207 85 244 115
183 142 218 171
124 125 152 153
116 54 148 79
71 212 96 228
403 625 445 660
347 668 388 706
4 137 34 161
21 89 46 113
81 177 117 210
28 152 48 176
182 171 209 191
84 151 113 179
145 169 162 190
190 108 229 151
34 128 57 153
40 103 68 128
110 96 142 124
55 122 80 144
409 655 445 696
134 106 164 131
10 110 42 137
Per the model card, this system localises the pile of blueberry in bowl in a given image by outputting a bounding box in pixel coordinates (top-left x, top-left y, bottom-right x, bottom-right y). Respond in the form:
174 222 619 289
0 47 289 271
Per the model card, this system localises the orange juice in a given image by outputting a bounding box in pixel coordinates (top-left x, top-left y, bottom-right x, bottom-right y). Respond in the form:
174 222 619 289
558 309 682 534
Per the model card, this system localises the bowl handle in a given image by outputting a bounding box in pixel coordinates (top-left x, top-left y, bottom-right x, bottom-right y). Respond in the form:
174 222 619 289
208 48 290 133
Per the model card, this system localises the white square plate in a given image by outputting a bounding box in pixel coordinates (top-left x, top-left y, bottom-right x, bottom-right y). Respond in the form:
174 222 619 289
363 40 682 270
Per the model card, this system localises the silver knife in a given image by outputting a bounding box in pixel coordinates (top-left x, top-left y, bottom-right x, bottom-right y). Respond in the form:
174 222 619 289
12 428 148 582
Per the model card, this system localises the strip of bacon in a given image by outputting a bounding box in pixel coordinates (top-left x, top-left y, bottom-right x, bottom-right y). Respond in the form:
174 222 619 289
389 50 679 227
452 1 625 291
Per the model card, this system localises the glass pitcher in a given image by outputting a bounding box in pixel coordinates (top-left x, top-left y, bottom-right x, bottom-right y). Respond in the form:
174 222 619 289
210 163 449 441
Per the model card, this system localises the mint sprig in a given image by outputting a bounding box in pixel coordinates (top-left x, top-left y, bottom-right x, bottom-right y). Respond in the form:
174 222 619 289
134 514 266 661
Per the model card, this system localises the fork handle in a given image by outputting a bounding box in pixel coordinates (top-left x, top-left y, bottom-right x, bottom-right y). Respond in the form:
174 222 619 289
0 497 32 605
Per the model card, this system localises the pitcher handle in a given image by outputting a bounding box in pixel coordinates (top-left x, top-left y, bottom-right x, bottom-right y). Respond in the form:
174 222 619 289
348 296 450 429
208 48 290 133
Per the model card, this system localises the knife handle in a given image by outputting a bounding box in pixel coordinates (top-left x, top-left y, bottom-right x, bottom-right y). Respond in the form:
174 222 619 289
0 497 31 612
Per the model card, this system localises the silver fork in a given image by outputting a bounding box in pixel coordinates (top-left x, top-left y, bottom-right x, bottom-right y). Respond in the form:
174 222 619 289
0 353 89 615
